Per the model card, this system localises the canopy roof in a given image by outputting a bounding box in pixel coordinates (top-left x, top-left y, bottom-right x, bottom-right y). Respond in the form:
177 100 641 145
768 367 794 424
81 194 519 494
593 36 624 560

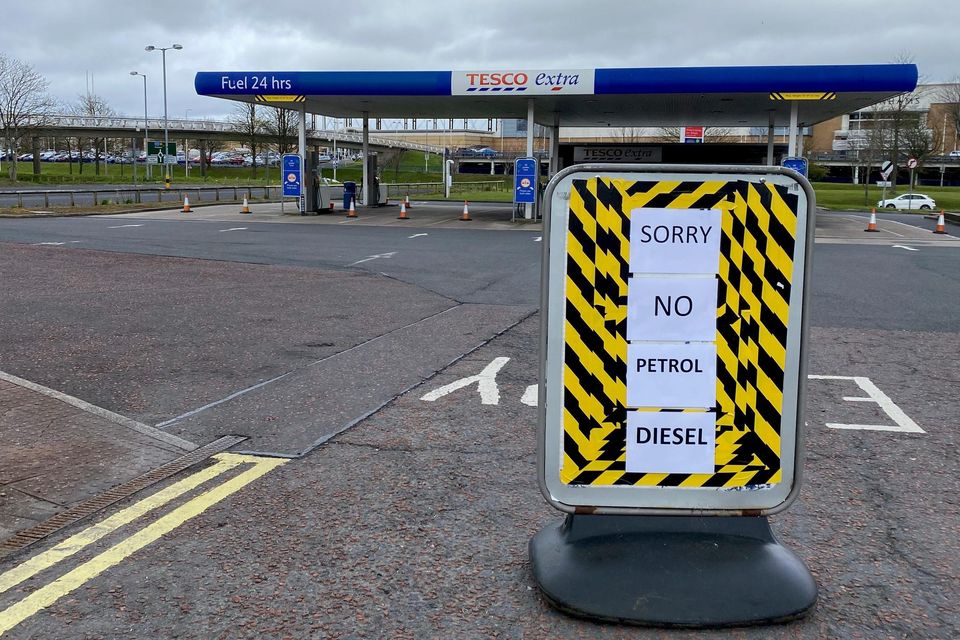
195 64 918 127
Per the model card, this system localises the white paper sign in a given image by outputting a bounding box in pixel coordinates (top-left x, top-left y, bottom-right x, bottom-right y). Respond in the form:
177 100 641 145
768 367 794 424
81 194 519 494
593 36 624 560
626 411 716 474
627 277 718 341
627 343 717 408
629 209 722 274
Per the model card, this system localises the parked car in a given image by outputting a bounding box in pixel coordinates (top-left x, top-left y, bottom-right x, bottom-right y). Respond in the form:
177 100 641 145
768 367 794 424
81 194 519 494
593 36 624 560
949 150 960 158
876 193 936 211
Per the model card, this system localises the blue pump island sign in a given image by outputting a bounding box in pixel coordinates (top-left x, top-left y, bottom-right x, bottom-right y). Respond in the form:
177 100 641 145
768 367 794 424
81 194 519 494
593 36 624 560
282 154 302 197
515 157 538 204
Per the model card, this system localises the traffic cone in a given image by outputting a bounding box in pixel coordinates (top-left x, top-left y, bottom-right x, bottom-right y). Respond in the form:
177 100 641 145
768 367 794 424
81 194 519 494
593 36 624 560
398 201 409 220
182 196 191 213
240 196 251 214
460 200 471 221
405 194 413 210
346 196 357 218
934 209 947 234
864 208 878 232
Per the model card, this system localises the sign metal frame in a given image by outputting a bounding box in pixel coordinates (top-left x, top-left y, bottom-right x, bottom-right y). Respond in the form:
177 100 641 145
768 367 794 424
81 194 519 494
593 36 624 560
538 164 816 516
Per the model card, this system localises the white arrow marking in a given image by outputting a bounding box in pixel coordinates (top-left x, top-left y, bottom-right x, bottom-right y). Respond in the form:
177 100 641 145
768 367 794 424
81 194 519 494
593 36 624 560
892 245 918 251
218 227 248 232
350 251 396 266
107 224 144 229
521 384 538 407
34 242 65 246
408 233 428 239
420 357 509 405
534 236 542 242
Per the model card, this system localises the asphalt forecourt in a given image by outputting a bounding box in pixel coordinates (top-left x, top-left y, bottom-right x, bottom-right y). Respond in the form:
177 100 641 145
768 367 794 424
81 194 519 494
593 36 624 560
0 205 957 636
0 311 956 638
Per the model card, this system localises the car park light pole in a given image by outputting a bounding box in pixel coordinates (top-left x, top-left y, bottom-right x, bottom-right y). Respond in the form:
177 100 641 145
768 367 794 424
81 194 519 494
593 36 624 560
129 71 149 181
145 43 182 188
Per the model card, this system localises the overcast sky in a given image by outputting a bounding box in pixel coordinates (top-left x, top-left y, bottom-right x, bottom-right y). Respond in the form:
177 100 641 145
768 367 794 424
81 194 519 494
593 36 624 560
4 0 957 121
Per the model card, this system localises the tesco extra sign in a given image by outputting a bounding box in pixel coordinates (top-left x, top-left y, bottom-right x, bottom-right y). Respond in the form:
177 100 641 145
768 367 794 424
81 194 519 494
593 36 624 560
453 69 594 95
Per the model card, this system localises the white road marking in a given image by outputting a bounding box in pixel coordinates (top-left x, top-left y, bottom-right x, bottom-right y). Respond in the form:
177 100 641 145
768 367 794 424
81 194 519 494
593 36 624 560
350 251 396 266
408 233 428 239
807 375 925 433
107 224 144 229
420 357 509 405
840 215 904 237
218 227 247 232
33 242 64 246
892 245 919 251
521 384 538 407
534 236 542 242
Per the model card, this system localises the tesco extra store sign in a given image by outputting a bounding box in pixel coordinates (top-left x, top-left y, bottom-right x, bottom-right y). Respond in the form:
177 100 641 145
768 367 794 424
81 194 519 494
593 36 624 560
453 69 594 95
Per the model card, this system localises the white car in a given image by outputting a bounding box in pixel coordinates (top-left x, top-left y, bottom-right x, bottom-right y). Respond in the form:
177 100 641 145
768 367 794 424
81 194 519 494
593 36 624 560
948 150 960 158
876 193 936 211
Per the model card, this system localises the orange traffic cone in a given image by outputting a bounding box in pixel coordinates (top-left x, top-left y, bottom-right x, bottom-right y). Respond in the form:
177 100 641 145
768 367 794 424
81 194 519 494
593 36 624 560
405 194 413 209
864 208 878 232
346 196 357 218
460 200 471 221
934 209 947 234
182 196 191 213
398 201 409 220
240 196 251 214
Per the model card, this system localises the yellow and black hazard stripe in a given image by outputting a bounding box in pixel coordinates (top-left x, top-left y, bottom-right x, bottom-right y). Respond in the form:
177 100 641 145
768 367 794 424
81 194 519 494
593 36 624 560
254 95 305 103
769 91 836 101
561 178 799 489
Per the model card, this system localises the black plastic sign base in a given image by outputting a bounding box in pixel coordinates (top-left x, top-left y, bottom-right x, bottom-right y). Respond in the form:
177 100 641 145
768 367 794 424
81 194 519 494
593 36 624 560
529 514 817 628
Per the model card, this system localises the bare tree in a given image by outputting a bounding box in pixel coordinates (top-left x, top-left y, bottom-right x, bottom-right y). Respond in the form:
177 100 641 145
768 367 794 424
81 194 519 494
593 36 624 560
874 52 927 188
654 126 735 143
229 103 265 177
263 106 296 154
71 92 115 176
937 79 960 154
616 127 645 142
0 54 54 180
902 117 936 191
854 114 890 203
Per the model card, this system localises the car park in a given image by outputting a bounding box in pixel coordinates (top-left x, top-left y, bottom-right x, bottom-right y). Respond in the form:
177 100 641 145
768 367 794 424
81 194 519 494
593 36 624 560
876 193 936 210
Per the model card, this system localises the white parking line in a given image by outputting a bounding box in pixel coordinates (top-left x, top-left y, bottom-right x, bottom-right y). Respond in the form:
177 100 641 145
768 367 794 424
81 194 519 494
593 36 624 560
892 245 919 251
350 251 396 266
107 224 144 229
408 233 428 239
218 227 247 232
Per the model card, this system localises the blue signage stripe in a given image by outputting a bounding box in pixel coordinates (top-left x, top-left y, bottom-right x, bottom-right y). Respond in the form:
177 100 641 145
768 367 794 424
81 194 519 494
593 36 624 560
195 71 452 96
595 64 917 94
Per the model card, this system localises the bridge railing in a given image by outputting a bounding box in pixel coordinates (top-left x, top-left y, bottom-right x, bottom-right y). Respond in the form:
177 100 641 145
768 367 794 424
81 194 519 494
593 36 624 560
21 114 445 154
0 185 280 209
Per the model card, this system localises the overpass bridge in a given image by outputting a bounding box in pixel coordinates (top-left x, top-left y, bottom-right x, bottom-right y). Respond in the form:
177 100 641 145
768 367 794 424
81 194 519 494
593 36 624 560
17 113 444 155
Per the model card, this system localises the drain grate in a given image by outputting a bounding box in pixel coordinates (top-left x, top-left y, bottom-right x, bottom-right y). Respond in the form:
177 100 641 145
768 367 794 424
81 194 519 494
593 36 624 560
0 434 247 559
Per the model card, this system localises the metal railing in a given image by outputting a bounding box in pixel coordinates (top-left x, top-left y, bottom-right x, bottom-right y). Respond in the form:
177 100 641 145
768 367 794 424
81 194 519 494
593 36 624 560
380 180 506 197
0 185 280 209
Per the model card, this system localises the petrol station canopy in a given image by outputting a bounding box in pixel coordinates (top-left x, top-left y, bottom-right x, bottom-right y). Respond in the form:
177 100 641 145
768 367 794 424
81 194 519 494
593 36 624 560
195 64 918 127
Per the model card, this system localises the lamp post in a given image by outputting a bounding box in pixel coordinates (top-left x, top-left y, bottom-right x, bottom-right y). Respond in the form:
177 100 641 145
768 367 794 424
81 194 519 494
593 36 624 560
145 43 182 188
129 71 149 181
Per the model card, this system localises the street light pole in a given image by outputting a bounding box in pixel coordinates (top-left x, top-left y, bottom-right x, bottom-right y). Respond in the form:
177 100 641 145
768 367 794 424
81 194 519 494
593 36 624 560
145 43 182 188
130 71 149 180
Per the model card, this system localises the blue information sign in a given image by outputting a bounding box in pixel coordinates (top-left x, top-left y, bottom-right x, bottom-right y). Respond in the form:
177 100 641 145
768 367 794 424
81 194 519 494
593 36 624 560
514 157 537 204
782 156 808 177
282 154 302 197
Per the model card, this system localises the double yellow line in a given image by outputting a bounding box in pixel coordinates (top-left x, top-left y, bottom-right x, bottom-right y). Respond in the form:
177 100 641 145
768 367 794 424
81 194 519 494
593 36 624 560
0 453 285 636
